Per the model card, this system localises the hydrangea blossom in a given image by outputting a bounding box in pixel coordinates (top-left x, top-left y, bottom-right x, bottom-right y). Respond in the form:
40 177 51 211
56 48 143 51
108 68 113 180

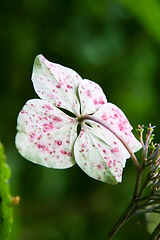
16 55 142 184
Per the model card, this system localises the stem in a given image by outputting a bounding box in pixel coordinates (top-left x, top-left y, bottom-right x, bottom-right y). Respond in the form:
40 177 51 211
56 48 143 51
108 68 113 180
104 167 145 239
149 223 160 240
79 115 140 170
78 115 144 239
133 168 142 199
144 124 155 159
104 199 137 240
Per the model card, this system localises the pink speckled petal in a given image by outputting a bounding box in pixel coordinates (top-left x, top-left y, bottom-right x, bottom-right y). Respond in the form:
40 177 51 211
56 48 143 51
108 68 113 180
74 123 129 184
32 55 82 115
16 99 78 168
93 103 142 153
78 79 107 115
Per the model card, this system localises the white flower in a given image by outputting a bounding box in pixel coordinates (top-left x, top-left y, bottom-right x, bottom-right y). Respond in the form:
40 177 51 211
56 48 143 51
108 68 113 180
16 55 142 184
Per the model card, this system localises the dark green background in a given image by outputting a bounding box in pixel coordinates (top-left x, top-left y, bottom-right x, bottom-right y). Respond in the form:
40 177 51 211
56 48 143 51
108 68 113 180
0 0 160 239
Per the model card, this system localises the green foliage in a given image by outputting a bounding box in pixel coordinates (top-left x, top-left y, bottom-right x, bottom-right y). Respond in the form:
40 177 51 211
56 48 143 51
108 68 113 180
1 0 160 239
0 142 13 240
118 0 160 44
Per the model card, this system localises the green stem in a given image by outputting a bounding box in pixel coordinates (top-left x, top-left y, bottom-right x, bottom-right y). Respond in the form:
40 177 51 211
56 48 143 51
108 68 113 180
133 167 142 199
149 223 160 240
104 162 143 239
104 199 137 240
78 115 143 239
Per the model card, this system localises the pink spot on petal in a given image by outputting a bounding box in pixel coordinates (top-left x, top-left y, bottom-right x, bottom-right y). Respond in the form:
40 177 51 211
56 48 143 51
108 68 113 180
57 102 62 107
86 90 92 97
30 133 35 138
67 85 73 89
38 135 42 140
43 122 54 130
44 105 52 110
119 124 124 131
101 114 107 120
53 117 61 122
98 164 102 169
61 150 67 155
99 100 105 104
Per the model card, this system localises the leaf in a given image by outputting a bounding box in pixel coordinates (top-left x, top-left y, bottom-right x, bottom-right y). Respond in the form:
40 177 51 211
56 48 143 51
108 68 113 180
0 142 13 240
78 79 107 115
16 99 78 168
32 54 82 115
74 123 129 184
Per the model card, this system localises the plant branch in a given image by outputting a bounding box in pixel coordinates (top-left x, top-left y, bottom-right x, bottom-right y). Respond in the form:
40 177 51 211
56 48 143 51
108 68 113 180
104 199 137 240
149 223 160 240
77 118 160 239
133 167 142 199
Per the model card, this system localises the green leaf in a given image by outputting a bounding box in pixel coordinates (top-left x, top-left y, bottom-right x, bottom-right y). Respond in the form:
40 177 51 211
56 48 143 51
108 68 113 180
0 142 13 240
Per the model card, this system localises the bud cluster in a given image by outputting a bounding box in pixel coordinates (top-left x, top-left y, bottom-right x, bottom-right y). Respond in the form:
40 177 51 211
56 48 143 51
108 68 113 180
135 124 160 214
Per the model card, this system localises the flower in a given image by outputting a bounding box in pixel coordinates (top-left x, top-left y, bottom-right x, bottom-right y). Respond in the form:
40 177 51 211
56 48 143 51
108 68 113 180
16 55 142 184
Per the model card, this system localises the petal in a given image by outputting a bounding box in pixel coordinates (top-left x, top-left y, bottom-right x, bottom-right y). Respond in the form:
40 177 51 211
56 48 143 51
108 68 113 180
78 79 107 115
16 99 78 168
93 103 142 153
32 54 82 115
74 123 129 184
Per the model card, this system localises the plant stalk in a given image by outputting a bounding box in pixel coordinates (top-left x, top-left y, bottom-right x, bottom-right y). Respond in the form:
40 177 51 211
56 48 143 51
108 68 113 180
104 199 137 240
104 163 143 239
149 223 160 240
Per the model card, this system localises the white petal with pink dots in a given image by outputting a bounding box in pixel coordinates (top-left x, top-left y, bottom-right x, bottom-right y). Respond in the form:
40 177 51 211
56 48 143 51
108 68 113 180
16 55 142 184
93 103 142 153
74 123 130 184
78 79 107 115
16 99 78 168
32 55 82 115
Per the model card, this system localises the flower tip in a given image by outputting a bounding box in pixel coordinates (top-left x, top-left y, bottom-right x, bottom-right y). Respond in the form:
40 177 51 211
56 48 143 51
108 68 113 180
35 53 44 59
32 54 46 73
34 54 46 65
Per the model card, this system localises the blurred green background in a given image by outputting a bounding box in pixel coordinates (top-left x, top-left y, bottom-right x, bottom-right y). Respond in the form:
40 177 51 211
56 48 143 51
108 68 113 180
0 0 160 239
